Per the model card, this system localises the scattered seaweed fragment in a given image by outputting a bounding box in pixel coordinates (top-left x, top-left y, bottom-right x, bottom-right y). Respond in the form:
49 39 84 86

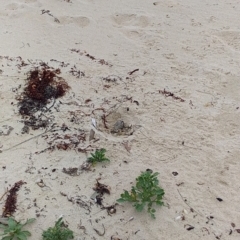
2 180 26 217
93 180 111 195
159 89 185 102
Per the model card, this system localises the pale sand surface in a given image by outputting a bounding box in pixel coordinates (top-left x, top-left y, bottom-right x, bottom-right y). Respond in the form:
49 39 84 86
0 0 240 239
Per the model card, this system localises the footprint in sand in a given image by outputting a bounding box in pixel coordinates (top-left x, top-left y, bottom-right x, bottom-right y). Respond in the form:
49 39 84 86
111 13 152 45
112 13 150 28
5 0 40 9
3 0 42 17
4 3 24 10
215 31 240 51
58 16 90 27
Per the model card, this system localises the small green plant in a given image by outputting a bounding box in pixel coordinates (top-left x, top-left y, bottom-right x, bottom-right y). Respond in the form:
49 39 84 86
87 148 110 165
0 217 35 240
117 170 165 218
42 217 73 240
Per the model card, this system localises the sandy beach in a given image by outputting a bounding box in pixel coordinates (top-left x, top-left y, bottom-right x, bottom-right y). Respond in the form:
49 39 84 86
0 0 240 239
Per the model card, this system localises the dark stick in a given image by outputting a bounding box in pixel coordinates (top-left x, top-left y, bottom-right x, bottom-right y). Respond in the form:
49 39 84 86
128 69 139 75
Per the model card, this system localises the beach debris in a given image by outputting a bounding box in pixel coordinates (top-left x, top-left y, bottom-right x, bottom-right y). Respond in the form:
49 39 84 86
94 195 103 205
177 189 203 216
128 69 139 75
185 224 194 231
91 180 117 215
91 118 97 128
37 130 89 154
70 49 112 66
93 180 111 195
125 217 134 224
77 220 87 234
62 167 79 176
93 224 105 236
41 9 60 23
61 194 92 214
133 100 139 105
175 208 188 221
91 180 110 206
101 114 109 129
175 216 183 221
216 197 223 202
2 180 26 217
102 75 122 83
158 89 185 102
85 98 92 104
20 68 69 106
36 179 46 188
122 141 131 152
183 209 188 215
69 65 85 78
90 192 98 201
172 171 178 176
89 129 95 141
17 67 69 131
111 236 122 240
104 204 117 215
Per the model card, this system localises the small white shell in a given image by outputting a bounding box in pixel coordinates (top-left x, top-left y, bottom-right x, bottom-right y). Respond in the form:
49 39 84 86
109 208 116 214
37 182 45 187
183 209 188 215
91 118 97 128
175 216 182 221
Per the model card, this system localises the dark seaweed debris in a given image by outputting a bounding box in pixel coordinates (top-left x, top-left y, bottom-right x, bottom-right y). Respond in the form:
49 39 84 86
2 180 26 217
93 180 111 195
25 68 68 103
18 67 70 130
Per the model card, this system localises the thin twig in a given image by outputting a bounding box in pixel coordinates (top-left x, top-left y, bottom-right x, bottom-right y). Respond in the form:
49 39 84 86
128 68 139 75
0 127 54 153
0 189 9 201
93 224 105 236
177 189 203 216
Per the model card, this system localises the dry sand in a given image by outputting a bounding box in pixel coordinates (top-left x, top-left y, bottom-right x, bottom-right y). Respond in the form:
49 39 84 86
0 0 240 239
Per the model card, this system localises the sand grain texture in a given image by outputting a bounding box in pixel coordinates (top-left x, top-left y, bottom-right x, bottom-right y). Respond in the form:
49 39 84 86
0 0 240 239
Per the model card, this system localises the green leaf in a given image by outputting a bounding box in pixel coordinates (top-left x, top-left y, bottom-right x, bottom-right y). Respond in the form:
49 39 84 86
8 218 17 230
2 236 12 240
24 218 35 225
20 230 31 236
156 200 164 206
151 208 156 213
0 223 7 229
135 203 144 212
87 149 109 164
16 232 28 240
